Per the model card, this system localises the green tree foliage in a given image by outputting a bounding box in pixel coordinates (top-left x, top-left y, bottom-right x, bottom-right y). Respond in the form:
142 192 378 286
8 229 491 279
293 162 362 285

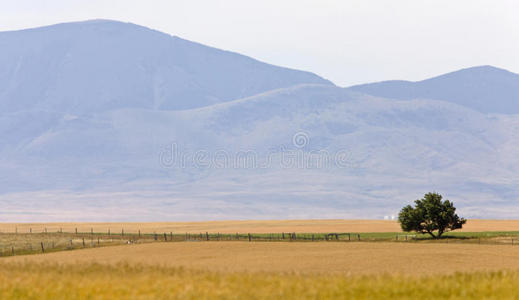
398 192 466 238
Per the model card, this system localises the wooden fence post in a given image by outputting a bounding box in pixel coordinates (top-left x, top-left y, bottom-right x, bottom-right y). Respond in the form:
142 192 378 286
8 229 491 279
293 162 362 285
82 238 85 248
312 234 315 241
282 232 285 240
357 234 360 241
30 228 32 234
248 233 252 242
154 232 158 241
170 232 173 241
164 232 167 241
11 247 14 256
122 229 124 237
75 228 78 235
40 242 45 253
138 230 141 238
97 237 100 246
206 232 209 241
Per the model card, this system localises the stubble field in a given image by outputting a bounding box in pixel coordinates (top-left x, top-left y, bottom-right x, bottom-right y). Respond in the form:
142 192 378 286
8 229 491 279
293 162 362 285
2 219 519 234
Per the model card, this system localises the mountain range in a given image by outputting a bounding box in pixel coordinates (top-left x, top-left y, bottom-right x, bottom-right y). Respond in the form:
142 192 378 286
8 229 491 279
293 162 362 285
1 20 518 221
349 65 519 114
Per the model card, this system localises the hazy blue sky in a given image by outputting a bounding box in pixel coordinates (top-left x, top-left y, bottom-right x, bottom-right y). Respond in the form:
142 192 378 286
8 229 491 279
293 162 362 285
1 0 517 86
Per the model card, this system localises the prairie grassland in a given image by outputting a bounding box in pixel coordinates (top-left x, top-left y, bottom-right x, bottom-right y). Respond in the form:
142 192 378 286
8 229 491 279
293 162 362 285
3 241 519 299
1 262 519 299
7 241 519 275
0 231 160 257
1 219 518 234
0 219 399 234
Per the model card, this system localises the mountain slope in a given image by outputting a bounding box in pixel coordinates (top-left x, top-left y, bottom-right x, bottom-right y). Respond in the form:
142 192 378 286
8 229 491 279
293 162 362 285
2 84 518 220
348 66 519 114
1 20 519 221
0 19 332 113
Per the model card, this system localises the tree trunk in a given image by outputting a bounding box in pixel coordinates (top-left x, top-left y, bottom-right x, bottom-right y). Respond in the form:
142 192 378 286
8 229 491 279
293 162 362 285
427 231 437 239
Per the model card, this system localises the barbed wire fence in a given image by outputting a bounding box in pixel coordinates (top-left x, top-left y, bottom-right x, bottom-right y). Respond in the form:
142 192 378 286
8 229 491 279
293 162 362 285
0 228 517 257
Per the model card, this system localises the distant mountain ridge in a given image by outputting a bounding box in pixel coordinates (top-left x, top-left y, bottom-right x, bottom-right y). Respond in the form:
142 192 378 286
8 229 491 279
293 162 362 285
0 19 332 113
1 20 519 221
348 66 519 114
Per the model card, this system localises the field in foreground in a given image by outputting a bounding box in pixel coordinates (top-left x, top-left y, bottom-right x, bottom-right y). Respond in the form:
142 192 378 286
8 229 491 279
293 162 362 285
1 262 519 299
2 219 519 234
4 221 519 299
4 241 519 299
6 241 519 275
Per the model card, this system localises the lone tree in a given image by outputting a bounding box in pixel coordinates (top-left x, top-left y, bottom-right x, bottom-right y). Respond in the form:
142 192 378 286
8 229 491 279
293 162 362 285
398 192 466 239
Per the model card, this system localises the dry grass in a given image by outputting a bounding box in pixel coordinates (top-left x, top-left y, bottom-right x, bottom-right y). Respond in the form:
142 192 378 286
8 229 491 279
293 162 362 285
4 238 519 298
6 241 519 275
1 219 518 234
0 231 156 257
0 219 399 234
1 262 519 299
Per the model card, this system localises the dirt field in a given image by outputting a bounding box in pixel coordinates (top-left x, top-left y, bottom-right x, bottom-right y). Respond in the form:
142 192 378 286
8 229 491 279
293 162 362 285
6 241 519 275
1 219 518 234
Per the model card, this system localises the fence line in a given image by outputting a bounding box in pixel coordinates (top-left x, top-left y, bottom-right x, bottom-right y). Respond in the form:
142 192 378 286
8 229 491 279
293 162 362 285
1 229 518 258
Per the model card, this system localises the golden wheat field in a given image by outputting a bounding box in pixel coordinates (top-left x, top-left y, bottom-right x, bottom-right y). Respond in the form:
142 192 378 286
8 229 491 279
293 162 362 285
2 262 519 300
6 241 519 275
1 219 518 234
2 241 519 299
3 220 519 299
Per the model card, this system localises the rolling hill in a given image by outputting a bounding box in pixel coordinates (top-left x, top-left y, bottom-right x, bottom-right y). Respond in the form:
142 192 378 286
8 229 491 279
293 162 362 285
348 66 519 114
1 20 518 221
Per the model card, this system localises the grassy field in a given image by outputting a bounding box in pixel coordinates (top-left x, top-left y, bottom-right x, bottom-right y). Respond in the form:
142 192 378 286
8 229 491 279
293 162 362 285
0 231 163 257
6 242 519 275
0 219 400 234
2 219 519 234
3 220 519 298
2 228 518 258
1 262 519 299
